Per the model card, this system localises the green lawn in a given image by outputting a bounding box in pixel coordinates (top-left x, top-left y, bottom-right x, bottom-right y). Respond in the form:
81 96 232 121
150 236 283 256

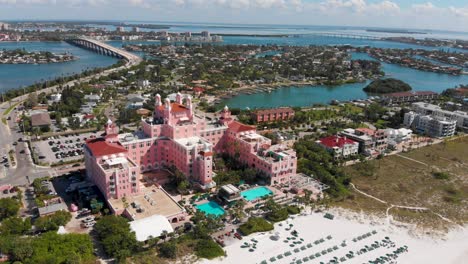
3 101 20 116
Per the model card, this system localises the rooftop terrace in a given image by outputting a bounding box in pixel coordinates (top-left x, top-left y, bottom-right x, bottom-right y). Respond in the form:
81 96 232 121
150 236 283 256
109 185 184 220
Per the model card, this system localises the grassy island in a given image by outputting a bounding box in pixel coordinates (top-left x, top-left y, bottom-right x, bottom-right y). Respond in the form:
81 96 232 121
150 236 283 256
363 78 412 94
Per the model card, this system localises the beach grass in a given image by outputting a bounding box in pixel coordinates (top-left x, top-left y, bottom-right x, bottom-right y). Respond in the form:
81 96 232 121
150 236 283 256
334 136 468 230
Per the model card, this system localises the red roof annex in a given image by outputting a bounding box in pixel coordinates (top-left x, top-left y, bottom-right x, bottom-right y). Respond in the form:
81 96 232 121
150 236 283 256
85 138 127 157
228 121 256 133
318 135 357 148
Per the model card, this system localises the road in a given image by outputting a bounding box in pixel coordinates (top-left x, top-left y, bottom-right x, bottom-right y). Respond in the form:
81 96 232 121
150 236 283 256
0 46 141 187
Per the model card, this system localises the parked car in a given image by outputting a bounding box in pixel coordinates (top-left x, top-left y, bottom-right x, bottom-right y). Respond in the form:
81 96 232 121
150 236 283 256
81 221 96 228
82 216 95 223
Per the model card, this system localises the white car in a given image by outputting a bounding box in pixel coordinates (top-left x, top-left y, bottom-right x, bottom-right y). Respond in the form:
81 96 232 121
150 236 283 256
81 221 96 228
82 216 95 223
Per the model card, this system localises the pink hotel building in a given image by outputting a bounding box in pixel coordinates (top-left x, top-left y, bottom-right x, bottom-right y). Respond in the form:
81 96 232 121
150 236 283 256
84 93 297 204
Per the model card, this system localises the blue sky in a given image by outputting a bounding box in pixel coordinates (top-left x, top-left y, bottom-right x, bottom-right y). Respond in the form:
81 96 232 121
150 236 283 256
1 0 468 32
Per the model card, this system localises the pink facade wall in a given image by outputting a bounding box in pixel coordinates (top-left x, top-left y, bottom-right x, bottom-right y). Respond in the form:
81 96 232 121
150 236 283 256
85 95 299 198
84 147 140 200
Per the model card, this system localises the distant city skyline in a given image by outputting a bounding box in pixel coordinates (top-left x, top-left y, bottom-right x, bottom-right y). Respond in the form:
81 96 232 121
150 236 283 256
1 0 468 32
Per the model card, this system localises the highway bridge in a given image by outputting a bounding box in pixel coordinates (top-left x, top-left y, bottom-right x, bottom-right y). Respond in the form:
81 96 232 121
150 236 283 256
67 37 142 63
299 33 382 40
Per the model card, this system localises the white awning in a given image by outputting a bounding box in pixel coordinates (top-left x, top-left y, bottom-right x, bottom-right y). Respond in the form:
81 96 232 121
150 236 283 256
130 215 174 241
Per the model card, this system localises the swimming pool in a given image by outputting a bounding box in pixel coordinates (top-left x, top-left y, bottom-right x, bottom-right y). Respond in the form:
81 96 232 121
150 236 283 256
241 186 273 201
196 201 225 217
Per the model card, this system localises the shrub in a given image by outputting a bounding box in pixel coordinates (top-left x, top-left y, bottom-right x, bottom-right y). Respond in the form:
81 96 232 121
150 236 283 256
94 215 138 261
286 205 301 215
433 172 450 180
443 186 462 204
239 217 274 235
267 207 289 223
34 211 72 232
0 217 31 235
0 232 95 264
158 241 177 259
195 239 225 259
0 198 20 221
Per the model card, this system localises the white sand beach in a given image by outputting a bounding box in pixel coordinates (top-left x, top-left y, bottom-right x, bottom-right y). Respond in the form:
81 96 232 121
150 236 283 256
201 209 468 264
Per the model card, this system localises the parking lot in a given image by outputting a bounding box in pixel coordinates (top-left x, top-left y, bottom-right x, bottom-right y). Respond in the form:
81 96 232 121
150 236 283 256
32 132 96 165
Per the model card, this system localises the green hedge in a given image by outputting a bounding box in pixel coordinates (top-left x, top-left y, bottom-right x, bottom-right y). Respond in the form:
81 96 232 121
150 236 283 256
195 238 225 259
239 217 274 235
287 205 301 215
267 207 289 222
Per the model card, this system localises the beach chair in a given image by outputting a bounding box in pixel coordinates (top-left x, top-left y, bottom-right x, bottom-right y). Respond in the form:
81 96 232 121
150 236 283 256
294 248 300 253
260 261 267 264
326 235 332 240
302 257 309 262
306 243 312 248
300 246 306 250
277 254 284 259
270 257 277 262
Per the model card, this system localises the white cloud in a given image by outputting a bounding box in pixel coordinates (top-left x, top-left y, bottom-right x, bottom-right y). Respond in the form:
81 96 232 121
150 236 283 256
411 2 437 13
449 6 468 18
315 0 399 14
0 0 467 31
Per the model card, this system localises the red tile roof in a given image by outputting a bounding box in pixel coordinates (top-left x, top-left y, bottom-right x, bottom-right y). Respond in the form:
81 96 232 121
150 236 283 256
318 136 357 148
199 151 213 157
156 103 189 113
228 121 256 133
85 138 127 157
171 103 189 113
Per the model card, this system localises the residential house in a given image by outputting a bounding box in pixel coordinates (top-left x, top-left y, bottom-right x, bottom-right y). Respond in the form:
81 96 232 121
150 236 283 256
316 135 359 158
